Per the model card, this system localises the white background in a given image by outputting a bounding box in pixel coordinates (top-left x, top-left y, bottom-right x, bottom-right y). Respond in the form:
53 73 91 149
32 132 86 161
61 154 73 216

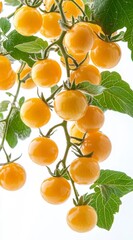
0 3 133 240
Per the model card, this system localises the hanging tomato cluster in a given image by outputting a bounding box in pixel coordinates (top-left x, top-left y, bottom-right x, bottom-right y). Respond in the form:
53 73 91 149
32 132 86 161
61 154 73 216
0 0 123 233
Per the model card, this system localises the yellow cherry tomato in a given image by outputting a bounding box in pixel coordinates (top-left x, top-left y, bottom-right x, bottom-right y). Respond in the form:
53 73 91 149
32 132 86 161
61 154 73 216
20 98 51 128
40 177 71 204
54 90 88 121
64 22 94 55
70 64 101 85
0 70 16 90
0 163 26 191
40 12 62 39
63 0 85 20
0 1 3 13
28 137 58 165
18 64 36 89
90 39 121 68
81 131 112 162
69 123 84 144
76 105 105 133
13 6 42 36
66 205 97 232
69 157 100 184
31 59 62 88
0 55 12 80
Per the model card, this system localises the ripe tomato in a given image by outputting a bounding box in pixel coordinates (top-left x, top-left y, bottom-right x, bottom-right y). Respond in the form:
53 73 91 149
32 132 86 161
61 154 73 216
28 137 58 166
0 55 12 80
0 1 3 13
63 0 84 20
64 22 94 55
90 39 121 68
18 64 36 89
76 105 105 133
44 0 84 20
60 52 90 69
81 131 112 162
54 90 88 121
0 70 16 90
66 205 97 232
31 59 62 88
70 64 101 85
20 98 51 128
69 157 100 184
40 12 62 38
40 177 71 204
69 123 84 144
88 23 103 49
13 6 42 36
0 163 26 191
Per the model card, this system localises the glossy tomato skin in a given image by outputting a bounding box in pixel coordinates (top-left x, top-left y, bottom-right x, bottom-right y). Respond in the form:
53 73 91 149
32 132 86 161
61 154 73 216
69 123 84 144
69 157 100 184
31 59 62 88
64 22 94 55
28 137 58 165
63 0 84 19
18 64 36 89
40 177 71 204
66 205 97 232
0 163 26 191
13 6 42 36
40 13 62 38
0 1 3 13
44 0 84 20
76 105 105 133
0 70 16 90
0 55 12 80
70 64 101 85
81 131 112 162
20 98 51 128
90 39 121 68
54 90 88 121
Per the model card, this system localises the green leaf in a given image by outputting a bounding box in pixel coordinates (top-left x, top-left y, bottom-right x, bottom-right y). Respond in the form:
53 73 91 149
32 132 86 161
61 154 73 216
92 0 133 58
85 4 92 18
77 81 105 95
4 0 20 6
3 30 38 67
19 97 25 107
0 101 10 112
92 71 133 117
6 127 18 148
51 85 59 94
0 113 3 120
15 38 48 53
89 190 121 230
0 18 11 34
6 108 31 148
90 169 133 198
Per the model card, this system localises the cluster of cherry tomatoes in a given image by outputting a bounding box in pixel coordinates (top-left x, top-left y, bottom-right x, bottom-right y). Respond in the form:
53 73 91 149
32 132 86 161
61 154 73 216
0 0 122 233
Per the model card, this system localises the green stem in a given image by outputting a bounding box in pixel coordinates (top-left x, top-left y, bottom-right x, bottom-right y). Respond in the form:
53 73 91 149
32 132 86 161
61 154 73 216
45 122 64 137
61 121 79 202
46 84 63 102
7 3 23 19
55 0 67 24
0 62 25 152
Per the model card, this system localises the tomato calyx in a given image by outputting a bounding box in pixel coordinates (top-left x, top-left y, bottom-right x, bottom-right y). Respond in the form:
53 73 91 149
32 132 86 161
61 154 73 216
73 193 92 206
25 0 43 8
46 161 70 178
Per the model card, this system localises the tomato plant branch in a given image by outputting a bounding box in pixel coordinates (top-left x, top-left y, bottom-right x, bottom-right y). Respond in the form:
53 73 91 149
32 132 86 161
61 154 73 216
7 3 23 19
0 62 25 152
